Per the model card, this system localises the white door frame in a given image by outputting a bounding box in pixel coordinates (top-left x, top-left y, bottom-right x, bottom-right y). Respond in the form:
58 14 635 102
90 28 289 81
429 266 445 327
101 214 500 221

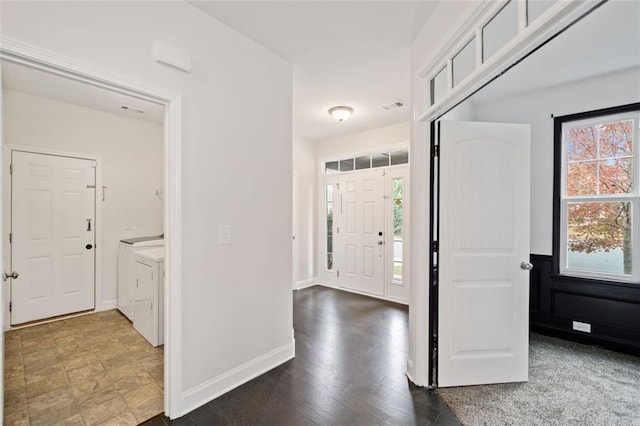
0 37 184 418
4 146 102 326
409 0 607 387
317 150 410 304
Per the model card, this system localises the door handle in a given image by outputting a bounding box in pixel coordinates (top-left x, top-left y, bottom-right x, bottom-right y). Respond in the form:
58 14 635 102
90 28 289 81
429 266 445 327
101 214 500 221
377 241 384 245
3 271 19 281
86 218 92 232
520 261 533 271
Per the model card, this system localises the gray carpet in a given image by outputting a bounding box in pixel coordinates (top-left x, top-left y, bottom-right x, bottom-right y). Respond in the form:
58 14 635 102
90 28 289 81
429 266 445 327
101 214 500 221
437 333 640 425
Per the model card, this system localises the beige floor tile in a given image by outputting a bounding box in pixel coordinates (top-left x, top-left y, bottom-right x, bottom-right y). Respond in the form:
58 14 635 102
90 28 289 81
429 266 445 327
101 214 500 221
67 362 105 380
28 387 79 426
3 406 30 426
132 396 164 423
114 370 155 395
146 364 164 387
75 384 120 409
23 350 61 376
5 311 163 425
70 371 113 402
80 395 129 426
122 381 162 409
22 336 56 355
96 411 138 426
62 350 100 372
5 384 27 408
26 369 70 399
100 353 137 370
53 413 86 425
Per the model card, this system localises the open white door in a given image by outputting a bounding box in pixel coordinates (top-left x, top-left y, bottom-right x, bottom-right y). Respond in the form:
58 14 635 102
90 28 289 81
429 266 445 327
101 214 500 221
11 151 96 325
438 120 530 387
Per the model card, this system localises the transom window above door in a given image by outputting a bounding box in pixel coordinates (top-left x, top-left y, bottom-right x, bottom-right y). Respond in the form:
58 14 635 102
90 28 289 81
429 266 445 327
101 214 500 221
554 103 640 283
325 148 408 174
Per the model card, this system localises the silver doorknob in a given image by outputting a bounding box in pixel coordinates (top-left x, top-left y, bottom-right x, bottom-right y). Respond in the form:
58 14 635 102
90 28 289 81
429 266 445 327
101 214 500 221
3 271 19 281
520 262 533 271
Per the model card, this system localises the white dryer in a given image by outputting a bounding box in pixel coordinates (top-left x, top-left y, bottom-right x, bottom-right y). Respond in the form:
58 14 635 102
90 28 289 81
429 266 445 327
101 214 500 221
117 236 163 320
134 247 164 346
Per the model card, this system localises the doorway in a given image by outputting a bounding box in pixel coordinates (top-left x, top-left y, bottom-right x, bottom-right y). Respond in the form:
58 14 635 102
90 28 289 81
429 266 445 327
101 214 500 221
321 154 410 304
0 42 181 420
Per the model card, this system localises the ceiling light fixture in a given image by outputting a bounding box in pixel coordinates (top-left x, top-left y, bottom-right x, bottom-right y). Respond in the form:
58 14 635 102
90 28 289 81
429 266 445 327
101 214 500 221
328 106 354 122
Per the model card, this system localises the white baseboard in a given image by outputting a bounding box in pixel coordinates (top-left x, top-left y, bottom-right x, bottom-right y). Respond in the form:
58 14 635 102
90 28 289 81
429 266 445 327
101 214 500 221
316 281 409 305
99 299 118 311
294 277 318 290
180 339 295 416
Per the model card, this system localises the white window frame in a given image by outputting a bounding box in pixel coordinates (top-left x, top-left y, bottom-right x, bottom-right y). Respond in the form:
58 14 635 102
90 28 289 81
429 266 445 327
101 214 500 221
559 110 640 283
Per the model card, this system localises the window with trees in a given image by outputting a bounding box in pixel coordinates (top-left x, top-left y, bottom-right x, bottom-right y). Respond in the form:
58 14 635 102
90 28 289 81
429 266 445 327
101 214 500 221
554 103 640 283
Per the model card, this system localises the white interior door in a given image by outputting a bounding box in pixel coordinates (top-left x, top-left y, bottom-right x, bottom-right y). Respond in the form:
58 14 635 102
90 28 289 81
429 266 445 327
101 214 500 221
11 151 96 325
438 121 530 387
337 169 385 296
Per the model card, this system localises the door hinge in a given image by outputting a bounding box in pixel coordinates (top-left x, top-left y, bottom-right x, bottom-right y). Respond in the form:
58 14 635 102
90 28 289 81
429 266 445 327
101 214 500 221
9 232 12 244
432 241 439 252
432 334 438 351
9 163 13 175
9 301 12 312
432 145 439 157
336 226 340 234
337 270 340 278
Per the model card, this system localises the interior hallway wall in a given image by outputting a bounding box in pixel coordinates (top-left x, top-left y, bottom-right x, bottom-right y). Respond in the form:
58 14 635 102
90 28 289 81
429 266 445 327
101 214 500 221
1 1 293 414
2 89 164 308
474 66 640 255
293 135 317 288
317 121 410 160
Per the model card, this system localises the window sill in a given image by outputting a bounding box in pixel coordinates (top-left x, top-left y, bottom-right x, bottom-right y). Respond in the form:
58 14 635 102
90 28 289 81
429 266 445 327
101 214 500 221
549 273 640 289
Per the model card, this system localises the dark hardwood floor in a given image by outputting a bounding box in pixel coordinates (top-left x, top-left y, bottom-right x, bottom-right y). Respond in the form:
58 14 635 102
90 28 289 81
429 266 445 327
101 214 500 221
144 286 459 425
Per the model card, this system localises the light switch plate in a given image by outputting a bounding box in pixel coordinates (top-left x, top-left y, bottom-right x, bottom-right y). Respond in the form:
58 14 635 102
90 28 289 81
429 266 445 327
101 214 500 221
219 225 232 245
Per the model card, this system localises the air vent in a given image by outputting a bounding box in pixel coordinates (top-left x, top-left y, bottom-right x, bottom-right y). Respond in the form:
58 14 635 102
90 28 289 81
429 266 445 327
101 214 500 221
380 100 404 111
121 105 145 114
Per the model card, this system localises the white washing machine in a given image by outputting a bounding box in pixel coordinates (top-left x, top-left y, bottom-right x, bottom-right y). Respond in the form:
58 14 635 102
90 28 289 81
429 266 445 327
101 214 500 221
117 236 164 320
134 247 164 346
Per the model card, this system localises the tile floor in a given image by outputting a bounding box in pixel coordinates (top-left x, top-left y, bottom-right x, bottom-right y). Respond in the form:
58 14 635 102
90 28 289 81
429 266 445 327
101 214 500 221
4 309 164 426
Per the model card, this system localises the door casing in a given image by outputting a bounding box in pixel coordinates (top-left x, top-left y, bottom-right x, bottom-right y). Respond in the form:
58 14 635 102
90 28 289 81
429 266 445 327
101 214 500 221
0 38 183 418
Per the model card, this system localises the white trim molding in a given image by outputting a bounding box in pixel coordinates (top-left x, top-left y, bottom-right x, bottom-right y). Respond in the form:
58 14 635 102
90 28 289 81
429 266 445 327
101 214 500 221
295 277 318 290
181 341 295 416
417 0 604 122
0 35 184 418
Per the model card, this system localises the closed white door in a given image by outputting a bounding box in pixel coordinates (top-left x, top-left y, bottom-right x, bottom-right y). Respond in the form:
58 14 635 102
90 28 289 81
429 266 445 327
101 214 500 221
438 121 530 387
337 169 385 296
11 151 96 325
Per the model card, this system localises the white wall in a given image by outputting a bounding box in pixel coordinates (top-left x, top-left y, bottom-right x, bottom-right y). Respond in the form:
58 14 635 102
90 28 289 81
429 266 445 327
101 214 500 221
1 1 293 415
317 121 410 160
2 89 164 307
293 135 316 288
474 67 640 255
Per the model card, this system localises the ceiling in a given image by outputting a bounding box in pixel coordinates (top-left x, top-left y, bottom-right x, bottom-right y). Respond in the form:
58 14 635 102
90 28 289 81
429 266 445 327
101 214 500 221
470 0 640 105
1 61 165 124
190 1 438 141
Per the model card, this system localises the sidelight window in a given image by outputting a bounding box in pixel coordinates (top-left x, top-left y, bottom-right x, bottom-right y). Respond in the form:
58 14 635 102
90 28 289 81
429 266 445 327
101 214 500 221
392 178 404 282
555 104 640 282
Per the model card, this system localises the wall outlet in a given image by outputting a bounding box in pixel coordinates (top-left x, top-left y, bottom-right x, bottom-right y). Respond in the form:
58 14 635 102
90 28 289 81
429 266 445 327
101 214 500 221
219 225 232 245
572 321 591 333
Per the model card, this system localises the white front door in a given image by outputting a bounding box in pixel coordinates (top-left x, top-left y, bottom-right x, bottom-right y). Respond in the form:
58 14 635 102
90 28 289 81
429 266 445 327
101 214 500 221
438 121 530 387
11 151 96 325
337 169 385 296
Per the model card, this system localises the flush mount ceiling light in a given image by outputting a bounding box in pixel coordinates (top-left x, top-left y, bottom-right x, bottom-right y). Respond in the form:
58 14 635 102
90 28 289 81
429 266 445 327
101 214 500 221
328 106 354 122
